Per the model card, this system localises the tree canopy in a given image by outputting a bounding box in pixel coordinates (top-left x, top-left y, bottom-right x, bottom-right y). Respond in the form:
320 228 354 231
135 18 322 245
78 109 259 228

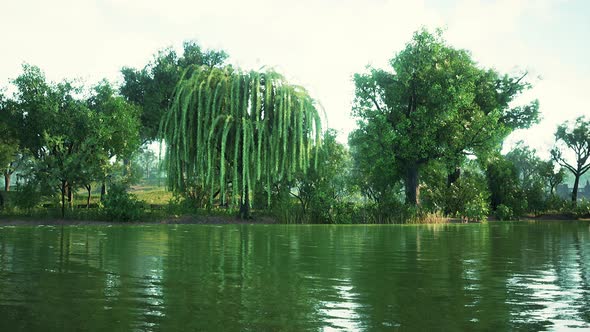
160 65 322 217
121 41 228 143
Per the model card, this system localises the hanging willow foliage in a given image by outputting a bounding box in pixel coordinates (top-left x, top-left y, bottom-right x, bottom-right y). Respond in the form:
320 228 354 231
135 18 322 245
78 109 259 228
160 65 322 208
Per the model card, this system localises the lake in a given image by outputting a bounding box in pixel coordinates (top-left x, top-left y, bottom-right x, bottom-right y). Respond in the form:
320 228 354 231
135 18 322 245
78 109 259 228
0 222 589 331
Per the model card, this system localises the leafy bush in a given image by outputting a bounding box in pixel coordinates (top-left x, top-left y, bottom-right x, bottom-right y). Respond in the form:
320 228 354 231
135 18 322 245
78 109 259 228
261 183 304 223
308 192 335 224
525 182 547 215
332 202 359 224
374 197 406 223
433 171 490 221
102 183 145 221
13 182 44 211
545 194 567 212
486 156 527 218
572 199 590 218
507 190 528 219
463 193 490 222
166 194 200 216
495 204 513 221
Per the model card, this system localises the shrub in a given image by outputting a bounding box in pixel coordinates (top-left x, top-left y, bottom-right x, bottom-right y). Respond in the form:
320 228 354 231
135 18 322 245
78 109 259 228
421 171 490 220
332 202 358 224
166 194 200 216
572 199 590 218
102 183 145 221
545 194 567 212
367 197 406 224
434 171 490 221
13 182 43 211
505 189 528 220
495 204 513 221
463 193 490 222
525 182 547 215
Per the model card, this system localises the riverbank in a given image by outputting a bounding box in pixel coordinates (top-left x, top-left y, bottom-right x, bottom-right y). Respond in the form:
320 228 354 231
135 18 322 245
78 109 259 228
0 215 278 226
0 214 586 226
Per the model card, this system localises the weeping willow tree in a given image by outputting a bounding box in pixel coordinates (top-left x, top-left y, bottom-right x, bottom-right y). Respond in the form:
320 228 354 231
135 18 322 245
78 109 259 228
160 65 322 217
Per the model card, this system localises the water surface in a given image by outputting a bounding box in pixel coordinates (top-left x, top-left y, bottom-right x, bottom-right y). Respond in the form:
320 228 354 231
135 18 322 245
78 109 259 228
0 222 589 331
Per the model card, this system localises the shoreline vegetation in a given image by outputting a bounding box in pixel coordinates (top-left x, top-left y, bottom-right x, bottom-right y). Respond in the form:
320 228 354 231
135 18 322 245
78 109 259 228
2 29 590 225
1 177 589 224
0 215 277 226
0 214 587 227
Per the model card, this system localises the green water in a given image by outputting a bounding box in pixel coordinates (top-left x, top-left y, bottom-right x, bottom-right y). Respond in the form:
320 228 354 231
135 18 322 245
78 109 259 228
0 222 588 331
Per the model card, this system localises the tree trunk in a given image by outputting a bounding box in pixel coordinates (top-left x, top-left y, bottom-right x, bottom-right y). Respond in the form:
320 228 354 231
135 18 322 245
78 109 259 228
4 172 11 191
123 158 130 177
100 180 107 201
66 182 73 209
61 180 66 218
447 167 461 187
405 165 420 206
239 187 251 219
572 172 580 205
86 185 91 208
443 167 462 214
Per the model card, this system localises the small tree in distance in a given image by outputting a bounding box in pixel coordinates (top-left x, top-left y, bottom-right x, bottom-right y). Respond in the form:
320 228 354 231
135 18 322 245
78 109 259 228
551 116 590 205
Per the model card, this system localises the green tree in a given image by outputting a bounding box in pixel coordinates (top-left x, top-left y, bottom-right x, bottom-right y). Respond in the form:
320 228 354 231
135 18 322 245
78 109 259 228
87 80 141 200
30 80 95 216
351 29 538 206
506 142 542 190
504 143 569 213
134 148 157 179
121 41 228 144
160 66 322 218
505 142 550 214
538 160 565 195
0 90 21 192
348 114 401 205
486 155 527 217
10 65 140 216
10 64 55 157
289 129 350 223
551 116 590 204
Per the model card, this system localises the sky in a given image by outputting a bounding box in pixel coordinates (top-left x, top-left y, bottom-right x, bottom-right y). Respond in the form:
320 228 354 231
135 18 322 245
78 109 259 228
1 0 589 159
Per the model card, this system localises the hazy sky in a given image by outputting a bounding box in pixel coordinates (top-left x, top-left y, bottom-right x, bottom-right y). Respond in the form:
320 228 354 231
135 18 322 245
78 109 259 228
1 0 588 158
